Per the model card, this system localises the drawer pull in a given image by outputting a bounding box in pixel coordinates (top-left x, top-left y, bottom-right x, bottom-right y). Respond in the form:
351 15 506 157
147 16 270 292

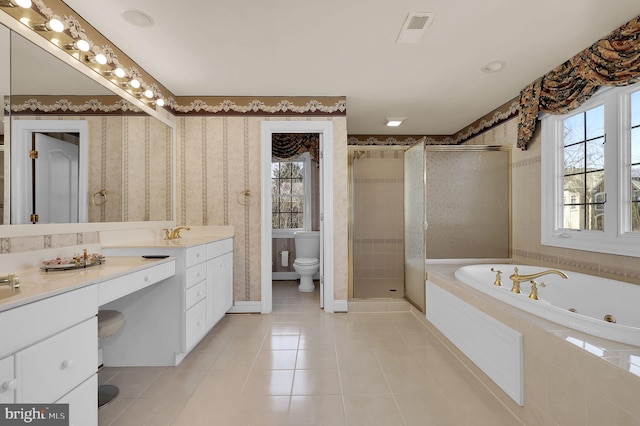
197 272 202 278
196 292 201 297
144 275 150 282
196 253 201 258
61 359 75 370
1 380 16 391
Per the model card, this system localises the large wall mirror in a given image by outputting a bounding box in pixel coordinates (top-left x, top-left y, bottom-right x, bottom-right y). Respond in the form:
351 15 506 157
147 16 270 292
1 23 174 226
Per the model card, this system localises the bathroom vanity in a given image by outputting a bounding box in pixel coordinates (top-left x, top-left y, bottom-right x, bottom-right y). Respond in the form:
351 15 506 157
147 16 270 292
0 253 176 426
101 229 234 365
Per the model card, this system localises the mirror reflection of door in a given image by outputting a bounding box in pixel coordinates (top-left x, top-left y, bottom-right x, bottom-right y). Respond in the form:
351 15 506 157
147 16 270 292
33 133 79 224
11 120 88 224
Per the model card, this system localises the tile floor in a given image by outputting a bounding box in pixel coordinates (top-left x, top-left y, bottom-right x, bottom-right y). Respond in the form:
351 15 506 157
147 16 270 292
98 281 520 425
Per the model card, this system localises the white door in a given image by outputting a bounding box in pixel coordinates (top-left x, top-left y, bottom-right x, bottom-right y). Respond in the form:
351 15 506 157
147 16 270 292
35 133 79 223
11 120 88 224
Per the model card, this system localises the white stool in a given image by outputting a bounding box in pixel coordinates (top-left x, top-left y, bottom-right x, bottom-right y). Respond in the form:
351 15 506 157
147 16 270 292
98 310 124 409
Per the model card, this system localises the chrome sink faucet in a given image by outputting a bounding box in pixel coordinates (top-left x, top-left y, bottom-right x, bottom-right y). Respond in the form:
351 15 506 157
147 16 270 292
0 274 20 290
509 267 567 294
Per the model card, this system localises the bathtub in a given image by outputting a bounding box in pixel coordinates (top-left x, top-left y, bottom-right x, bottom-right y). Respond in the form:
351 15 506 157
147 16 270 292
454 264 640 346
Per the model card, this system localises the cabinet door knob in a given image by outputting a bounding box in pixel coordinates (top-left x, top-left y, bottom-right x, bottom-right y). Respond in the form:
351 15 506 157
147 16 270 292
1 379 16 391
144 275 150 282
61 359 75 369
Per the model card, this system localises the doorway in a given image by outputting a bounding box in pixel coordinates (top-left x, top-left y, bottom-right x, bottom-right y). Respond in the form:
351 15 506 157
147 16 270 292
260 121 335 313
11 120 88 224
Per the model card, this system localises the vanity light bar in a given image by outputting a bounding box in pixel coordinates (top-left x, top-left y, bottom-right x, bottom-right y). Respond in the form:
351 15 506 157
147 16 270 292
3 0 169 111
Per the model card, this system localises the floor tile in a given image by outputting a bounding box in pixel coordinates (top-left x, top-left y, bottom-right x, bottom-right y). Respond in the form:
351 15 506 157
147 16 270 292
292 369 341 395
244 369 295 396
343 394 404 426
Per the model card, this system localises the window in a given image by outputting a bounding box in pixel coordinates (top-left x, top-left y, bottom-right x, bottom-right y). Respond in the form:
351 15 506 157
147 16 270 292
271 153 311 233
541 83 640 257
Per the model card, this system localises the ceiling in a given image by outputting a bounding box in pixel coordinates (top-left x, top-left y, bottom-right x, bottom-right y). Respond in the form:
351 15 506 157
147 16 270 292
61 0 640 136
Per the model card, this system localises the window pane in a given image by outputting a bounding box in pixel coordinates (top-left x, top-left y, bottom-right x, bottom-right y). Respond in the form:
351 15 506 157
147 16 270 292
586 138 605 170
271 163 280 179
586 105 605 140
586 203 604 231
632 90 640 127
564 174 585 204
291 163 303 178
292 179 304 195
563 113 585 145
632 127 640 165
280 181 291 194
632 165 640 233
563 204 585 230
632 201 640 232
586 170 605 202
564 143 585 171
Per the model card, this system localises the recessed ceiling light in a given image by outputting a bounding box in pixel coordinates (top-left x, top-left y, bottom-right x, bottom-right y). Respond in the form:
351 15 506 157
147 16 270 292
385 117 406 127
481 61 505 73
122 9 154 27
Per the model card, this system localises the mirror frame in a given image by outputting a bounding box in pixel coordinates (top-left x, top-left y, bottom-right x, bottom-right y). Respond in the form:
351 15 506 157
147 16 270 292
0 12 176 237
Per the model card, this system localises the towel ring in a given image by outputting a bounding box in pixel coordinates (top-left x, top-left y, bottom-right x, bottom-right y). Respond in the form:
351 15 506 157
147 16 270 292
236 189 252 206
92 190 108 206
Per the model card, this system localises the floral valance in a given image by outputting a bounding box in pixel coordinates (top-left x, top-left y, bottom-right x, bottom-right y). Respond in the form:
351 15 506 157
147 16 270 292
272 133 320 162
517 15 640 150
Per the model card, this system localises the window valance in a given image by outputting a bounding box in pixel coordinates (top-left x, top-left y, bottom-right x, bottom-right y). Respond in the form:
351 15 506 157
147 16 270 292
272 133 320 162
517 15 640 150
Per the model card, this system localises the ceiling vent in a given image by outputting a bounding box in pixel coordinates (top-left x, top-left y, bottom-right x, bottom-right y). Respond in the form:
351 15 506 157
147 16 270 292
396 12 434 44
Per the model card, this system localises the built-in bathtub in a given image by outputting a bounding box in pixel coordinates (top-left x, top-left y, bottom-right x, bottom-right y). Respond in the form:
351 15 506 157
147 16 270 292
454 264 640 347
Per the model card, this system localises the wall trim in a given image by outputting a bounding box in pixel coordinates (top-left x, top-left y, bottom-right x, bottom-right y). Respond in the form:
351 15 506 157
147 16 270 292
227 301 262 314
333 300 348 312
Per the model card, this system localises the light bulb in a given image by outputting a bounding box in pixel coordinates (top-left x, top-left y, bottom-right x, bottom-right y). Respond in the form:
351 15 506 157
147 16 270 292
114 68 126 78
34 18 64 32
155 98 165 107
143 89 154 99
75 39 90 52
94 53 107 65
12 0 32 8
129 79 141 89
47 18 64 32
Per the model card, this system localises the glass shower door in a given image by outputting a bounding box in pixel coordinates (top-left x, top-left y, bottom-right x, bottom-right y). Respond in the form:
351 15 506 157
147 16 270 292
404 140 426 311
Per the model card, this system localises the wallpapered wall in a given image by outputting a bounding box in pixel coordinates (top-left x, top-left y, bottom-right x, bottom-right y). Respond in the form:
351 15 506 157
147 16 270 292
464 118 640 285
13 115 172 223
175 116 348 303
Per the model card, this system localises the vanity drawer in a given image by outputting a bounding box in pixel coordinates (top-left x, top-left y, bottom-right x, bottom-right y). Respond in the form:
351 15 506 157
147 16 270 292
207 238 233 259
99 260 176 305
0 285 97 358
0 355 15 403
185 262 207 288
15 317 97 403
185 299 207 350
185 280 206 310
185 245 207 268
56 374 97 426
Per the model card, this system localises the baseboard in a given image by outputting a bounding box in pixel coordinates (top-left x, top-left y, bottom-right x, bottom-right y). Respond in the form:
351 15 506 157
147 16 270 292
272 272 298 280
332 299 348 312
227 301 262 314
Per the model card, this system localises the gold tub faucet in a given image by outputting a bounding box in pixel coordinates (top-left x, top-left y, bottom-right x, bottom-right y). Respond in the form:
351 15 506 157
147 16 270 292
509 267 568 294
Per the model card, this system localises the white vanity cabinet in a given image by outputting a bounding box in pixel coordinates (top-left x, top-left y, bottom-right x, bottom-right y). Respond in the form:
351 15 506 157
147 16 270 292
102 237 234 365
0 355 15 403
206 239 234 329
0 284 98 425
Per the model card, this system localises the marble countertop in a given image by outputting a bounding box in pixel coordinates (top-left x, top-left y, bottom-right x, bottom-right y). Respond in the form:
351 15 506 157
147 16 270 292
0 255 175 313
100 226 234 249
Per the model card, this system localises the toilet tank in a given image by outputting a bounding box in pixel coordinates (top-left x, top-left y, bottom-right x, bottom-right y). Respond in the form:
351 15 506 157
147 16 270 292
294 231 320 258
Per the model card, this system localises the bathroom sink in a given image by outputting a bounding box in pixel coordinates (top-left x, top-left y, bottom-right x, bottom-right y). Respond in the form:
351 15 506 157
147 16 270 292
0 286 20 300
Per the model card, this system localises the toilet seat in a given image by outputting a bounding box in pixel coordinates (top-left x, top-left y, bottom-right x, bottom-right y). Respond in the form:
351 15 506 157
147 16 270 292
294 257 319 266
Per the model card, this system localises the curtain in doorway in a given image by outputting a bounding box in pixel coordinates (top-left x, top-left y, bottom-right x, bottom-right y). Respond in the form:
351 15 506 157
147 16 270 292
272 133 320 162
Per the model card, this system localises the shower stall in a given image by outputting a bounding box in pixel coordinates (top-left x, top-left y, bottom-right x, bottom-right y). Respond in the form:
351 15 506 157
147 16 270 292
349 143 510 311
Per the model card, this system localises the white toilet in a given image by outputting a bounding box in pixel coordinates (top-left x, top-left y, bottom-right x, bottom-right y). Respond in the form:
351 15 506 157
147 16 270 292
293 231 320 292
